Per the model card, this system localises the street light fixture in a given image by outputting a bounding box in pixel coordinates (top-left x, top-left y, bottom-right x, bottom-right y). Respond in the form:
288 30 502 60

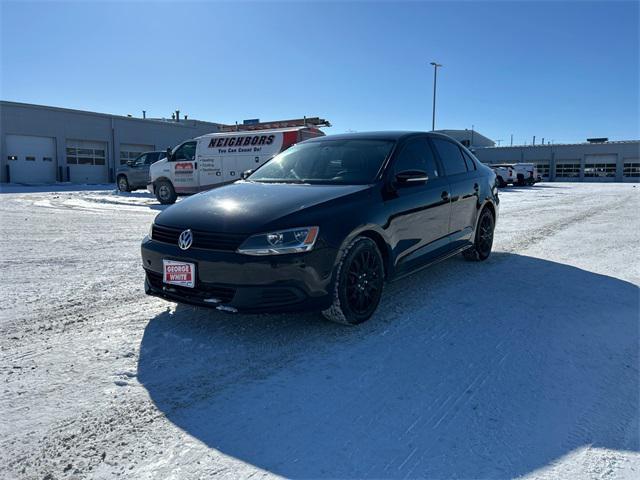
430 62 443 131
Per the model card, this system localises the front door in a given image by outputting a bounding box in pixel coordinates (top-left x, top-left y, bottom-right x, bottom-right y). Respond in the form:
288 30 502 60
384 136 451 275
128 153 148 186
170 141 198 194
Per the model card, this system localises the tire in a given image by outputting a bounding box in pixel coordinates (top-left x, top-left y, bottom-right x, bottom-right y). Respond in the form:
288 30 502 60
496 176 507 188
155 179 177 205
322 237 385 325
117 175 130 192
463 207 495 262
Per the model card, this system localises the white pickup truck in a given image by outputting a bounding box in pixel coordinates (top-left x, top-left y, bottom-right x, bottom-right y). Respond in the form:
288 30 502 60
489 163 539 187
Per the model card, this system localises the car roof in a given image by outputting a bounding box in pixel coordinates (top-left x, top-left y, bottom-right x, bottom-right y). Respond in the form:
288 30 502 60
303 131 457 143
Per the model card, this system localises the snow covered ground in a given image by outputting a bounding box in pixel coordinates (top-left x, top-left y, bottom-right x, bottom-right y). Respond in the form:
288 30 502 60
1 183 638 480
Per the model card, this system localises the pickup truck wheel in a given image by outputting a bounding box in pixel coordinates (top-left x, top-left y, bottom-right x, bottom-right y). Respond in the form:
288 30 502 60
464 208 495 262
496 176 507 188
155 180 177 205
117 175 130 192
322 237 384 326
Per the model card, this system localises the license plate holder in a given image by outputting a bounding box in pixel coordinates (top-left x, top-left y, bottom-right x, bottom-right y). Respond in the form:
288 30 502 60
163 260 195 288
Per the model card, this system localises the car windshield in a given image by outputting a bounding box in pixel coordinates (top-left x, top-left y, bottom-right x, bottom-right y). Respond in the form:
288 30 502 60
248 139 395 185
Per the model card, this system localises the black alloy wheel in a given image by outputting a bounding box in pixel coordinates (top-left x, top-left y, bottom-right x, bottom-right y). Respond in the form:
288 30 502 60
322 237 384 325
464 208 495 261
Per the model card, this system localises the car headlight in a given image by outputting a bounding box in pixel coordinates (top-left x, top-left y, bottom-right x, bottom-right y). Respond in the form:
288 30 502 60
237 226 319 256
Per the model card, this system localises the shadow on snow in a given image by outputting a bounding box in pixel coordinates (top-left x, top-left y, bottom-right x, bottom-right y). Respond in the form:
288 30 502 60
137 252 639 478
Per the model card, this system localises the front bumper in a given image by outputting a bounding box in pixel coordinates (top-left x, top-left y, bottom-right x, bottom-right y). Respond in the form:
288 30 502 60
141 236 337 313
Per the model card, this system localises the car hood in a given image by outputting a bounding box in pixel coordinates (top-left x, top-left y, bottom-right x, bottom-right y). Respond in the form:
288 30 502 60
154 181 370 233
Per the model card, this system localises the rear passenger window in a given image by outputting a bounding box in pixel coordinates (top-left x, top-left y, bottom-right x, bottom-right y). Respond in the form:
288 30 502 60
394 138 439 178
431 138 468 176
462 149 477 170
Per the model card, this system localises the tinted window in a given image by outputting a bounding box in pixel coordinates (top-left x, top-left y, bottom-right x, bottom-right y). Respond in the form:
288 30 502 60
431 138 468 176
249 139 394 185
394 138 439 178
462 149 477 170
146 152 159 164
173 141 196 161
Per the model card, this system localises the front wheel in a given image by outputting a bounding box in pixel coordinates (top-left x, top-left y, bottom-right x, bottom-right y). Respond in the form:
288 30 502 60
155 180 177 205
463 207 495 261
117 175 130 192
322 237 384 325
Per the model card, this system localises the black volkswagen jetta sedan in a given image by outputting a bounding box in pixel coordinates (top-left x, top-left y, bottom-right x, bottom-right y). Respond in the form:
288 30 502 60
141 132 499 325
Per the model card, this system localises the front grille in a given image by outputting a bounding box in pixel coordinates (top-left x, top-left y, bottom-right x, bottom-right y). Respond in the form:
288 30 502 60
152 224 246 251
146 270 235 303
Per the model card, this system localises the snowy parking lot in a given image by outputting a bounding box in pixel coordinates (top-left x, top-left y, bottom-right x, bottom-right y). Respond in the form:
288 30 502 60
1 182 639 479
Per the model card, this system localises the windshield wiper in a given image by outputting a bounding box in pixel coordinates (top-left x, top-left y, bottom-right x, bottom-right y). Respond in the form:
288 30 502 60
253 179 309 184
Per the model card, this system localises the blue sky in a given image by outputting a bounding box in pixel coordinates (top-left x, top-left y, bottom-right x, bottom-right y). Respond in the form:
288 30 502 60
1 1 638 144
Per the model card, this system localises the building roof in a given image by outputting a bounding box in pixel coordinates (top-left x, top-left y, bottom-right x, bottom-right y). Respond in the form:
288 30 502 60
477 139 640 149
0 100 223 128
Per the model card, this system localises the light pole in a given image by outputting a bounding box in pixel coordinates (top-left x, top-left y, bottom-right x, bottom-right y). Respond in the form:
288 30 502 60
430 62 442 131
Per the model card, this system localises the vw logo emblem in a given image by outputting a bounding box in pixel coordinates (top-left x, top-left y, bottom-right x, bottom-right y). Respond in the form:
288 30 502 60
178 229 193 250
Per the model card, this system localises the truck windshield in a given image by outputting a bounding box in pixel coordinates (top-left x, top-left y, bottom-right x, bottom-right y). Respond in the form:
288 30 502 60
248 139 395 185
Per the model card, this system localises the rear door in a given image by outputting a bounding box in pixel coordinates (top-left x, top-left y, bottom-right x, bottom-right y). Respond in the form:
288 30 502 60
430 137 479 248
385 136 451 274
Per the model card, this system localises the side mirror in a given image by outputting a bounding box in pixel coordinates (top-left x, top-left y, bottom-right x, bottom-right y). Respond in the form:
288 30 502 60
241 169 253 180
165 147 173 162
395 169 428 185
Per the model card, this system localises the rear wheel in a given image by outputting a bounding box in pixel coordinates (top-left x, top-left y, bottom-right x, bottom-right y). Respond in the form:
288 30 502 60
463 207 495 261
322 237 384 325
155 179 177 205
117 175 130 192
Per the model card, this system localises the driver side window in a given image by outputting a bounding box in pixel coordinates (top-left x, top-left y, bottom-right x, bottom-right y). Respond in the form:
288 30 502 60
394 138 439 178
173 141 196 161
133 154 147 166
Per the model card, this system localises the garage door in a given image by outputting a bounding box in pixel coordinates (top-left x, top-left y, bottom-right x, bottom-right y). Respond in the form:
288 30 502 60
584 154 617 181
5 135 57 184
66 140 108 183
120 143 154 166
622 158 639 182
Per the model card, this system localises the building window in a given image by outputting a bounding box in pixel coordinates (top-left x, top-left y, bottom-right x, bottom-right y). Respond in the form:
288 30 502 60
67 147 105 166
535 163 550 178
43 157 53 162
584 163 616 177
120 151 143 165
26 156 36 161
555 163 580 177
623 162 640 177
7 155 17 161
120 144 154 165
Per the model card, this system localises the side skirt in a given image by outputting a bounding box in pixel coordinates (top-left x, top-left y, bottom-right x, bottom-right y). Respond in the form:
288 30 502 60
389 244 473 283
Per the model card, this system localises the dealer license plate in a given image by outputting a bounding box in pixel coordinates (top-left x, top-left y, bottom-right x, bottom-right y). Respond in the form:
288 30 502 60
163 260 195 288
